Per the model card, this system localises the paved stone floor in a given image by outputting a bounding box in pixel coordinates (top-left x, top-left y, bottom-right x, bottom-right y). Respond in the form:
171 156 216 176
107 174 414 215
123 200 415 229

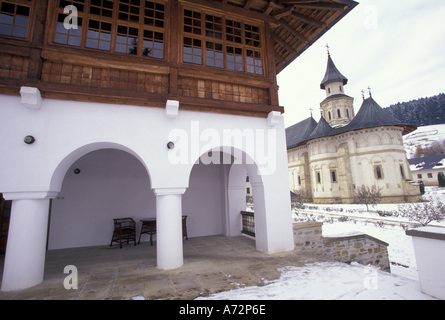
0 235 325 300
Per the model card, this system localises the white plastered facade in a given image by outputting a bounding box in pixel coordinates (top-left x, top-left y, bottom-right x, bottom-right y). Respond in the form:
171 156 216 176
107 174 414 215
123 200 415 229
0 88 294 291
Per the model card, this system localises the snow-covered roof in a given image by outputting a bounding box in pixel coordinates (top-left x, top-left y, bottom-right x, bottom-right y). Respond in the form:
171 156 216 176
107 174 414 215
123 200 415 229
408 154 445 170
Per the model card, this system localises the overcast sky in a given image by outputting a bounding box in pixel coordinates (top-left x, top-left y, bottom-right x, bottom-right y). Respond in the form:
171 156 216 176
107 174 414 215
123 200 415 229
277 0 445 128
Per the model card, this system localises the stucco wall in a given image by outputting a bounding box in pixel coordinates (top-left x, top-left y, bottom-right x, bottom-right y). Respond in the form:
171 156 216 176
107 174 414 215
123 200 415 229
0 91 295 254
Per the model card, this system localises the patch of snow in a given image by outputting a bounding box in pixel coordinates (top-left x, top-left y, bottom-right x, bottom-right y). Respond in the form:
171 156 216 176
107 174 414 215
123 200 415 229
403 124 445 158
197 262 435 300
197 186 445 300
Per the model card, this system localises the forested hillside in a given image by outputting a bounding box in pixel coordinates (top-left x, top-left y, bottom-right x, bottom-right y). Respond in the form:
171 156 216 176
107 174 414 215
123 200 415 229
384 93 445 127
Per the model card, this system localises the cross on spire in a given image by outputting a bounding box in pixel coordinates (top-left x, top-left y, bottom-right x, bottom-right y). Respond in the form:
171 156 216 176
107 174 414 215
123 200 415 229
361 89 365 100
368 86 372 97
309 107 313 117
325 43 330 55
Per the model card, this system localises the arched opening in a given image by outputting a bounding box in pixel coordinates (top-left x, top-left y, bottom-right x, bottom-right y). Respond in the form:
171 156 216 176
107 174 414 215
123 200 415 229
182 147 265 247
48 148 153 250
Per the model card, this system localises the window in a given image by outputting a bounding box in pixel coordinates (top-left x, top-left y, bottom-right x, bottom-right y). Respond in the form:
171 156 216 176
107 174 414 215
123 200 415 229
339 85 342 92
328 111 331 120
337 109 341 118
206 41 224 68
427 173 433 178
317 171 321 183
246 49 262 75
86 19 112 51
417 174 422 179
0 1 30 39
298 175 301 186
331 170 337 183
52 0 165 59
226 45 243 71
183 37 201 64
182 7 264 75
55 13 83 46
375 165 383 179
346 109 350 118
400 165 405 178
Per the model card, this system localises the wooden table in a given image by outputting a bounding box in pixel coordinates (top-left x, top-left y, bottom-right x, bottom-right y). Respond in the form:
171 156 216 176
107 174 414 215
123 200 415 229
138 216 188 246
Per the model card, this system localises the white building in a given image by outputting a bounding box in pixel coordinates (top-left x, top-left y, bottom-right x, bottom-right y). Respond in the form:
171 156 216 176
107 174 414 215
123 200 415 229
287 52 421 204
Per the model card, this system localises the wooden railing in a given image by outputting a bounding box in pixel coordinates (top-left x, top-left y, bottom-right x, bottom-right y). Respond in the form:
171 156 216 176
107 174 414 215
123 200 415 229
241 211 255 237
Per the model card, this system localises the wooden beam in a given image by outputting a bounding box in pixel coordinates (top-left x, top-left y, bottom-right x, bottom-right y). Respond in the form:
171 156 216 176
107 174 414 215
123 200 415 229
184 0 279 26
279 1 347 10
290 11 326 28
272 34 296 55
272 5 295 19
279 19 308 43
27 0 48 85
244 0 254 10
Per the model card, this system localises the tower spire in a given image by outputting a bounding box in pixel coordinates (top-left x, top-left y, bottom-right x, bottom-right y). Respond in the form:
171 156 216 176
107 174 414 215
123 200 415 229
320 49 348 90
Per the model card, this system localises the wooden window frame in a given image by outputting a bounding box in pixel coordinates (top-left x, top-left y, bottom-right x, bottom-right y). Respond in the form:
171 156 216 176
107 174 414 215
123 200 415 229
180 4 266 76
0 0 35 41
50 0 167 60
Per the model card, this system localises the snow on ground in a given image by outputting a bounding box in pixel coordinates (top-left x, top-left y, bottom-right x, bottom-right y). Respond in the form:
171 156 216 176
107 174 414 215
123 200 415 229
198 262 434 300
403 124 445 158
197 187 445 300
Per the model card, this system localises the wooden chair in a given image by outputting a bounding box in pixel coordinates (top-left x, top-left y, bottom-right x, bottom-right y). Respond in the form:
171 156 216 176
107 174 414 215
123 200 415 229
110 218 137 249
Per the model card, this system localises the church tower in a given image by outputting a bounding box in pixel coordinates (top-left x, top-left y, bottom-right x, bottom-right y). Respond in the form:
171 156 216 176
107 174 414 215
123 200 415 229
319 48 354 128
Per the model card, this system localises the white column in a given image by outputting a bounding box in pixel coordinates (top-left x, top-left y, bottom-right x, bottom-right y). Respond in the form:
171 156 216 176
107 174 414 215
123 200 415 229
1 197 51 291
154 188 186 270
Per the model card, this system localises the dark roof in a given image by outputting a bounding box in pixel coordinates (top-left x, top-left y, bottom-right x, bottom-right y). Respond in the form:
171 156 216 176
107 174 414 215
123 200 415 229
308 116 333 140
332 96 417 135
320 54 348 89
286 96 418 150
408 154 445 170
286 116 317 149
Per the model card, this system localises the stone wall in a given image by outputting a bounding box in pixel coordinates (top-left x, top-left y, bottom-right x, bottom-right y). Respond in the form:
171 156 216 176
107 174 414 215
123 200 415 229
293 222 390 272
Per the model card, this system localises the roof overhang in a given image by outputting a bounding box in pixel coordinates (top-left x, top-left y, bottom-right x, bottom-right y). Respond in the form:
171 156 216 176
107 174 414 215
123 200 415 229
206 0 359 74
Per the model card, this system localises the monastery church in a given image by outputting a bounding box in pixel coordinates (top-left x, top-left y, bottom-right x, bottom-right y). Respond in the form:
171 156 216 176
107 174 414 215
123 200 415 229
286 51 421 204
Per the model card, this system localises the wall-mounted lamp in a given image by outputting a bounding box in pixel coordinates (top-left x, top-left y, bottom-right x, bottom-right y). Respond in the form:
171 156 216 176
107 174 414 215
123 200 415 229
167 141 175 149
74 168 81 174
24 135 35 144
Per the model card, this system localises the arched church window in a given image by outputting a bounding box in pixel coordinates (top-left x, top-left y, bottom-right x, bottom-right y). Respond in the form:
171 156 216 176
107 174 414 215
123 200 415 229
328 111 331 120
337 109 341 118
331 170 337 183
346 109 350 118
374 165 383 179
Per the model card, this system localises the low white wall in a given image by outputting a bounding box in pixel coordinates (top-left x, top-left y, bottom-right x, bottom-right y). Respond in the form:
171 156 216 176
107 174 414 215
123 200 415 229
406 226 445 300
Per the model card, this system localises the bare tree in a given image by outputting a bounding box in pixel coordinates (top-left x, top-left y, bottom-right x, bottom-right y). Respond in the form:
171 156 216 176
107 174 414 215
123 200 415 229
397 198 445 226
353 185 383 212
